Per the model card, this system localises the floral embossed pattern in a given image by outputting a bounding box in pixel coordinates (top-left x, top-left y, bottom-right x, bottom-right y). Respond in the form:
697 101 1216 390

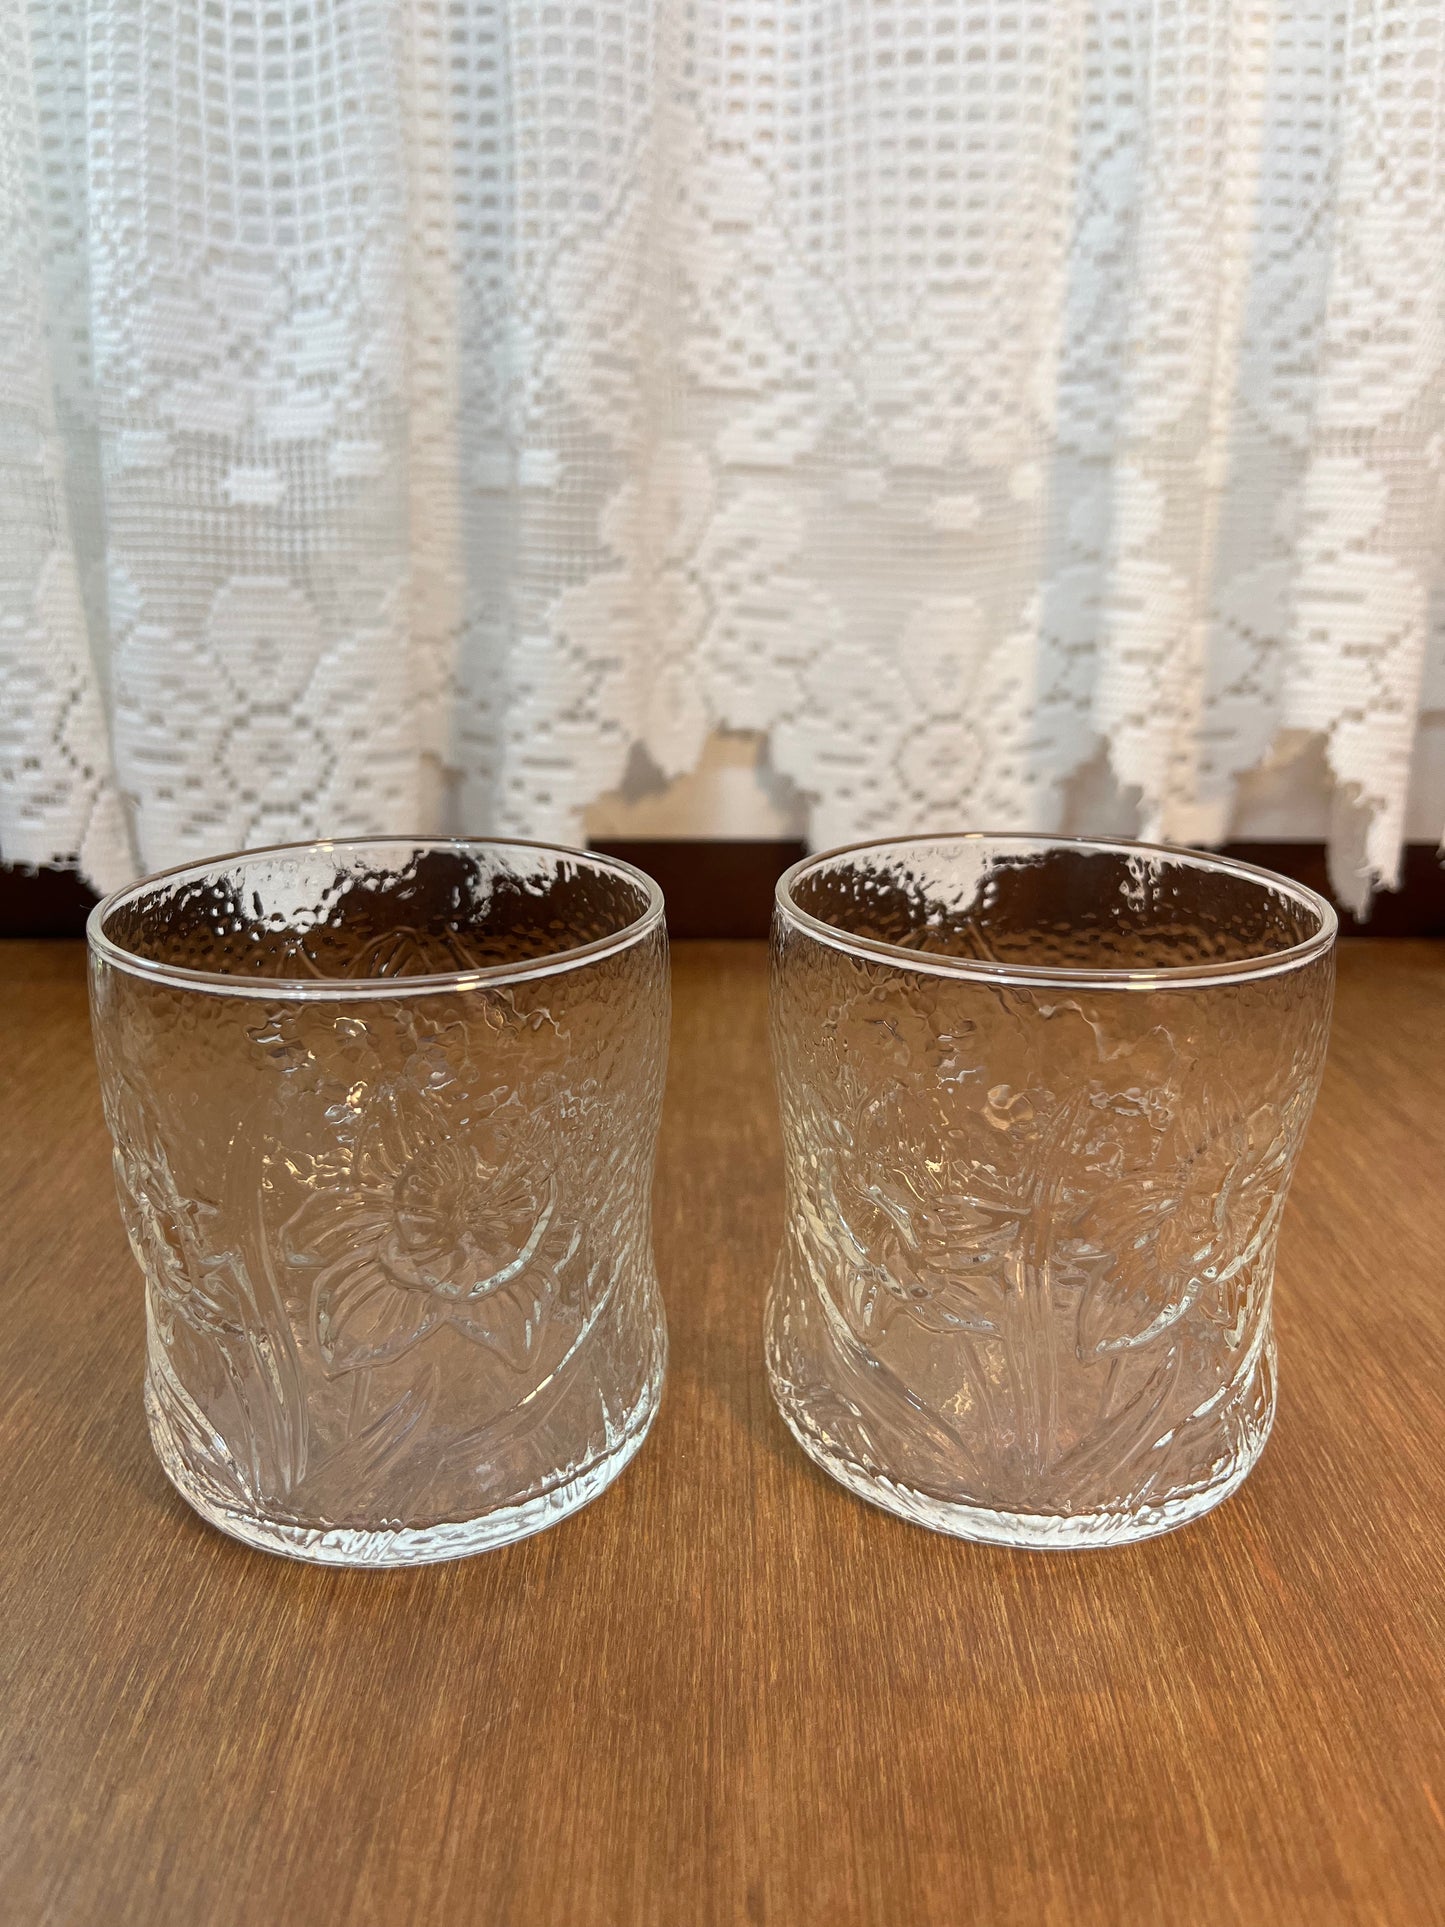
91 840 669 1567
767 837 1335 1548
284 1081 569 1375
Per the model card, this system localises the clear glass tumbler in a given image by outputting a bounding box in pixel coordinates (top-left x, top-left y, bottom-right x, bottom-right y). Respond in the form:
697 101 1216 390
89 839 669 1566
767 835 1336 1548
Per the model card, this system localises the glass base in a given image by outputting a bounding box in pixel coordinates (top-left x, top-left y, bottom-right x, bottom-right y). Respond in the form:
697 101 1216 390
148 1373 661 1568
770 1382 1269 1547
766 1294 1274 1550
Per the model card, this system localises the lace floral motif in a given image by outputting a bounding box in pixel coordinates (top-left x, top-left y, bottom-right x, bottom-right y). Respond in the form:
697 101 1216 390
5 5 1442 906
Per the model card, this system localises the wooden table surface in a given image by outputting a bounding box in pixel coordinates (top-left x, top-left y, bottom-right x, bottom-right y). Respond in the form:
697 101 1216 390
3 938 1443 1926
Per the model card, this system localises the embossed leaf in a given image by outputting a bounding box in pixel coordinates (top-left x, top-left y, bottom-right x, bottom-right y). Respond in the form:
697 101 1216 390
109 1092 249 1339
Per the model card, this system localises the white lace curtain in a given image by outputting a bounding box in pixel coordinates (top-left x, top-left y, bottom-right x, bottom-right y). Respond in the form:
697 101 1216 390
3 1 1443 913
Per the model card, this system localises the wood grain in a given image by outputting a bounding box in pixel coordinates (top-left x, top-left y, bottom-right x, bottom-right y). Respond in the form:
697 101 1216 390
1 939 1442 1926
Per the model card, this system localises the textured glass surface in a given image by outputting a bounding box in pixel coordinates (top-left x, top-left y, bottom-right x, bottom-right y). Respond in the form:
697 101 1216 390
89 840 668 1567
767 836 1336 1547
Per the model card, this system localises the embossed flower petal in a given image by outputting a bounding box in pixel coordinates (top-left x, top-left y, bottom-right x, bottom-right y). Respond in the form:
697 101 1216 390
282 1188 392 1268
443 1271 554 1370
881 1231 1016 1336
281 1072 570 1373
314 1257 441 1373
841 1170 1018 1338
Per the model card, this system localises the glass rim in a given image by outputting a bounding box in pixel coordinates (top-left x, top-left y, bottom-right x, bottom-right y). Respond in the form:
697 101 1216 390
87 835 667 1000
775 832 1339 990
